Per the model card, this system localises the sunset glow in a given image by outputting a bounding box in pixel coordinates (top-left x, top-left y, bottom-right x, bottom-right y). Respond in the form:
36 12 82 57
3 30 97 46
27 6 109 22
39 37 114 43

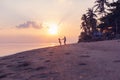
0 0 95 43
48 24 58 35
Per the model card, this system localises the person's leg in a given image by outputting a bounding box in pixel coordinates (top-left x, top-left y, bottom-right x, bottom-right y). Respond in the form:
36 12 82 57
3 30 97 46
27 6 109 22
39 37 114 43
64 41 66 45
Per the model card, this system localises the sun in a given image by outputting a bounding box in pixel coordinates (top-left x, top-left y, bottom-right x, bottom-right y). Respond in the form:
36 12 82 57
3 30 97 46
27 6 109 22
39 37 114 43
48 24 58 35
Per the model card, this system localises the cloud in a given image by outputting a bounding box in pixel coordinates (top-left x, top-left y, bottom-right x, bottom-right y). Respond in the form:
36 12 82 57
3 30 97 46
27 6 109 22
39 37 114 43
16 21 42 29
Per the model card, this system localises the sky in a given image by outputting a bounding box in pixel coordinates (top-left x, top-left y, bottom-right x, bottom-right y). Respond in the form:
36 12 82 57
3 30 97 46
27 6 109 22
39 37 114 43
0 0 95 43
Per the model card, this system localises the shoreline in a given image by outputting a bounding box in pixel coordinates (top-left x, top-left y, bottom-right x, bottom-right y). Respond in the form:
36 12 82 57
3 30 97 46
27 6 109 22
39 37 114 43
0 40 120 80
0 42 58 57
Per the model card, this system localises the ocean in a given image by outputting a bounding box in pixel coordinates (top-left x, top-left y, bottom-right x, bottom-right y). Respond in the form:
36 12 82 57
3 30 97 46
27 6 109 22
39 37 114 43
0 42 57 57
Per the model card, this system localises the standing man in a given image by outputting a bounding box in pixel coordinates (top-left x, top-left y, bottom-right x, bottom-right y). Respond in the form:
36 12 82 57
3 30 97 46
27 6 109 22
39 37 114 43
63 36 66 45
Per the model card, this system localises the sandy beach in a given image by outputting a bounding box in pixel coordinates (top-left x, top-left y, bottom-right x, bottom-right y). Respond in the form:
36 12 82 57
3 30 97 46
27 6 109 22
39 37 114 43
0 40 120 80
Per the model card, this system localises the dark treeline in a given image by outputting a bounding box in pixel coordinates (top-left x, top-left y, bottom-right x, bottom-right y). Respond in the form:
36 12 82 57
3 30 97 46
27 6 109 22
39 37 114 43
78 0 120 42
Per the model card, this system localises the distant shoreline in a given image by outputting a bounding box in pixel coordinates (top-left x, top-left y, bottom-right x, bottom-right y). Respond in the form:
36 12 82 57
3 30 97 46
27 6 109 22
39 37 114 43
0 43 58 57
1 39 119 58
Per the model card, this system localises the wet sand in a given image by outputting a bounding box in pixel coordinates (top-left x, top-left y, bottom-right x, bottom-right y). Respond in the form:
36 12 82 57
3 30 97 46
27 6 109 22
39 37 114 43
0 40 120 80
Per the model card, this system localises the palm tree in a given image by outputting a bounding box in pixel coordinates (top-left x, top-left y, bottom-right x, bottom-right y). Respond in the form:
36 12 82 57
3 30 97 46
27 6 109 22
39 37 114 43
81 14 88 33
86 8 97 33
109 0 120 35
79 14 91 42
80 8 97 35
93 0 109 17
98 0 120 37
79 8 97 42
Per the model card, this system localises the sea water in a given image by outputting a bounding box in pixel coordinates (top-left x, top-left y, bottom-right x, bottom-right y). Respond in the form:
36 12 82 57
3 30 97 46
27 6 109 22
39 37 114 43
0 42 57 57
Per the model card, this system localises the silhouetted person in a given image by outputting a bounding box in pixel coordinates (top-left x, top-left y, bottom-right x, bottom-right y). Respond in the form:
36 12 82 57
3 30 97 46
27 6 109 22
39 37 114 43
58 38 61 45
63 36 66 45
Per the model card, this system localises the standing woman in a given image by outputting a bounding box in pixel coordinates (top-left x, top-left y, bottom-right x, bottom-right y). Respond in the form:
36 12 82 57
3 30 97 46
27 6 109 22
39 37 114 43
58 38 61 45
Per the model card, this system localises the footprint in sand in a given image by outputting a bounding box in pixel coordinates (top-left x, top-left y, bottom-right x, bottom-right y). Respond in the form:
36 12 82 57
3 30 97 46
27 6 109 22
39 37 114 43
29 71 60 79
1 57 11 60
0 74 8 79
49 71 60 76
44 60 51 63
49 52 54 53
39 58 45 60
113 60 120 63
35 66 47 71
48 52 54 56
65 52 71 55
17 62 30 67
30 73 49 79
79 63 87 66
43 49 48 51
0 73 14 79
38 73 48 78
7 61 31 71
0 63 6 66
18 56 25 59
80 55 90 58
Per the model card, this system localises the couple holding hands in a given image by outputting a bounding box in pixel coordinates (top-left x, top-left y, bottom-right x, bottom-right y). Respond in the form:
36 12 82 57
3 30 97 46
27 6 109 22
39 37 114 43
58 36 66 45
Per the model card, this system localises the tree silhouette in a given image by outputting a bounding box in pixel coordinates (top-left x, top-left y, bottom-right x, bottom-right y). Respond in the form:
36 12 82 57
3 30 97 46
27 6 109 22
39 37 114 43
86 8 97 33
108 0 120 34
97 0 120 38
79 8 97 42
81 14 88 34
78 0 120 42
93 0 109 17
